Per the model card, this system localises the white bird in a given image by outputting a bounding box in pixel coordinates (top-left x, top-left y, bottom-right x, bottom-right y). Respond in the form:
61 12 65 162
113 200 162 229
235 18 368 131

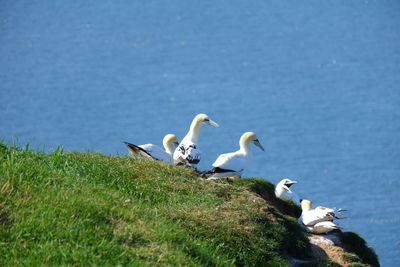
206 132 265 179
173 113 219 168
299 200 348 227
303 221 341 234
275 178 301 203
124 134 179 163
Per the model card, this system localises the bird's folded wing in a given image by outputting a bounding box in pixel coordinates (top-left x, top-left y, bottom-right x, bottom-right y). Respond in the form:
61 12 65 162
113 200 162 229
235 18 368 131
124 142 155 159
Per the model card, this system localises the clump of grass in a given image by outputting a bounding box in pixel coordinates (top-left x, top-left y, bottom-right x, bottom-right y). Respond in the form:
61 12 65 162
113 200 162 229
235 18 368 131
0 143 314 266
231 178 302 218
342 252 363 263
347 263 370 267
342 252 372 267
340 232 380 267
297 259 339 267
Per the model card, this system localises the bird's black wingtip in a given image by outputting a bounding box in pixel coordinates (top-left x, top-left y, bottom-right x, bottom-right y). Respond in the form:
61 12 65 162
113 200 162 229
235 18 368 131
123 141 136 147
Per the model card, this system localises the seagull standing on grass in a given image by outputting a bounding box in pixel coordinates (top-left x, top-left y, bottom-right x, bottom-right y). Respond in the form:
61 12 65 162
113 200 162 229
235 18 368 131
298 200 348 234
124 134 179 163
206 132 265 179
275 178 301 203
173 113 219 168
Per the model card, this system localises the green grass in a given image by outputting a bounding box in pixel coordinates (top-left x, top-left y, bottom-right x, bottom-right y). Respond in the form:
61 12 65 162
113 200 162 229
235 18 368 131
0 143 313 266
339 232 380 267
342 252 368 267
347 264 371 267
0 143 379 266
231 178 302 218
342 252 363 263
298 259 339 267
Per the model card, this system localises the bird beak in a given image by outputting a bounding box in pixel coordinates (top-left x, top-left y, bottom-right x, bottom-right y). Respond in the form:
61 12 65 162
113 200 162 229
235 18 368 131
254 139 265 151
286 180 297 186
207 119 219 127
283 185 292 193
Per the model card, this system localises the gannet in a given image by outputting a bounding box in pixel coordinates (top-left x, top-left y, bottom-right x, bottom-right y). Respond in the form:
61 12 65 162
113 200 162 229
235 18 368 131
173 113 219 168
206 132 265 179
275 178 301 203
124 134 179 163
299 200 348 227
304 221 341 234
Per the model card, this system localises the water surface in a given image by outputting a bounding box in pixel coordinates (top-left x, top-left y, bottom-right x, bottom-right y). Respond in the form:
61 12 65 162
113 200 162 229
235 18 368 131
1 1 399 265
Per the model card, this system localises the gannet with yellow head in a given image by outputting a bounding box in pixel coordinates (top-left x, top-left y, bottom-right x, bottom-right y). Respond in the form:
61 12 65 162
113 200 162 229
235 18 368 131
298 200 348 227
275 178 301 203
173 113 219 168
124 134 179 163
207 132 265 179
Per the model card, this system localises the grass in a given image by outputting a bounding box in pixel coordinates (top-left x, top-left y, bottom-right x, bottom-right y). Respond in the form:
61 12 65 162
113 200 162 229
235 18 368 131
0 143 312 266
0 143 379 266
342 252 366 267
340 232 380 267
230 178 302 218
298 259 339 267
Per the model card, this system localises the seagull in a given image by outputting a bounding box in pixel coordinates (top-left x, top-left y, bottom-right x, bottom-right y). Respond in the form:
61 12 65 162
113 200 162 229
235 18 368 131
206 132 265 179
275 178 301 203
173 113 219 168
124 134 179 163
299 200 348 227
303 221 341 234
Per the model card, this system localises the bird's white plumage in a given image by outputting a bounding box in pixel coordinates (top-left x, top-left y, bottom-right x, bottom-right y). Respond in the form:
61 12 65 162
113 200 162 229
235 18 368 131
304 221 341 234
137 144 172 162
300 206 335 226
298 200 347 235
206 152 247 179
174 141 201 166
299 200 347 227
275 178 301 203
173 113 219 168
212 152 248 173
207 132 264 179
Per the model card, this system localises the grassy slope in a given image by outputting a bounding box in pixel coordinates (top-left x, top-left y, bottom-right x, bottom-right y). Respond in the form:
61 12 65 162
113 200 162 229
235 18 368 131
0 144 378 266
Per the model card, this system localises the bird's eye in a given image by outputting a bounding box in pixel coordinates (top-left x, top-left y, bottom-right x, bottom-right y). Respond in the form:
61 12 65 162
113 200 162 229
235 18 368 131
204 119 210 122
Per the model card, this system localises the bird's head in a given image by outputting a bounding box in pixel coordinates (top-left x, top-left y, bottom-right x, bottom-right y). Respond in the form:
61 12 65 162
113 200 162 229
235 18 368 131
301 199 312 212
195 113 219 127
163 134 180 151
241 132 265 151
280 178 297 193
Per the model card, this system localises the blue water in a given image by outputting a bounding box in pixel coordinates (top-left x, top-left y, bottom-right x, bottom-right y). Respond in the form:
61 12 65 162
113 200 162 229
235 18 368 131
1 1 399 265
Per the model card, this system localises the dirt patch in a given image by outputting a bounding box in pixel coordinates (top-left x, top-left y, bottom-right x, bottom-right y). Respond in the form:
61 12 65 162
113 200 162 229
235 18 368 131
317 242 348 266
308 234 356 267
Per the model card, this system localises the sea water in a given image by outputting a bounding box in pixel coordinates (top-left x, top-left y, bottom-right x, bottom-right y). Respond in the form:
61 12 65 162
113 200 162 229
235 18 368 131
1 1 399 265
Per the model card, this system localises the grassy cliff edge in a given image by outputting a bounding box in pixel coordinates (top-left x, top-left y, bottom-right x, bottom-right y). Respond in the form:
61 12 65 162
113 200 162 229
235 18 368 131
0 143 379 266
